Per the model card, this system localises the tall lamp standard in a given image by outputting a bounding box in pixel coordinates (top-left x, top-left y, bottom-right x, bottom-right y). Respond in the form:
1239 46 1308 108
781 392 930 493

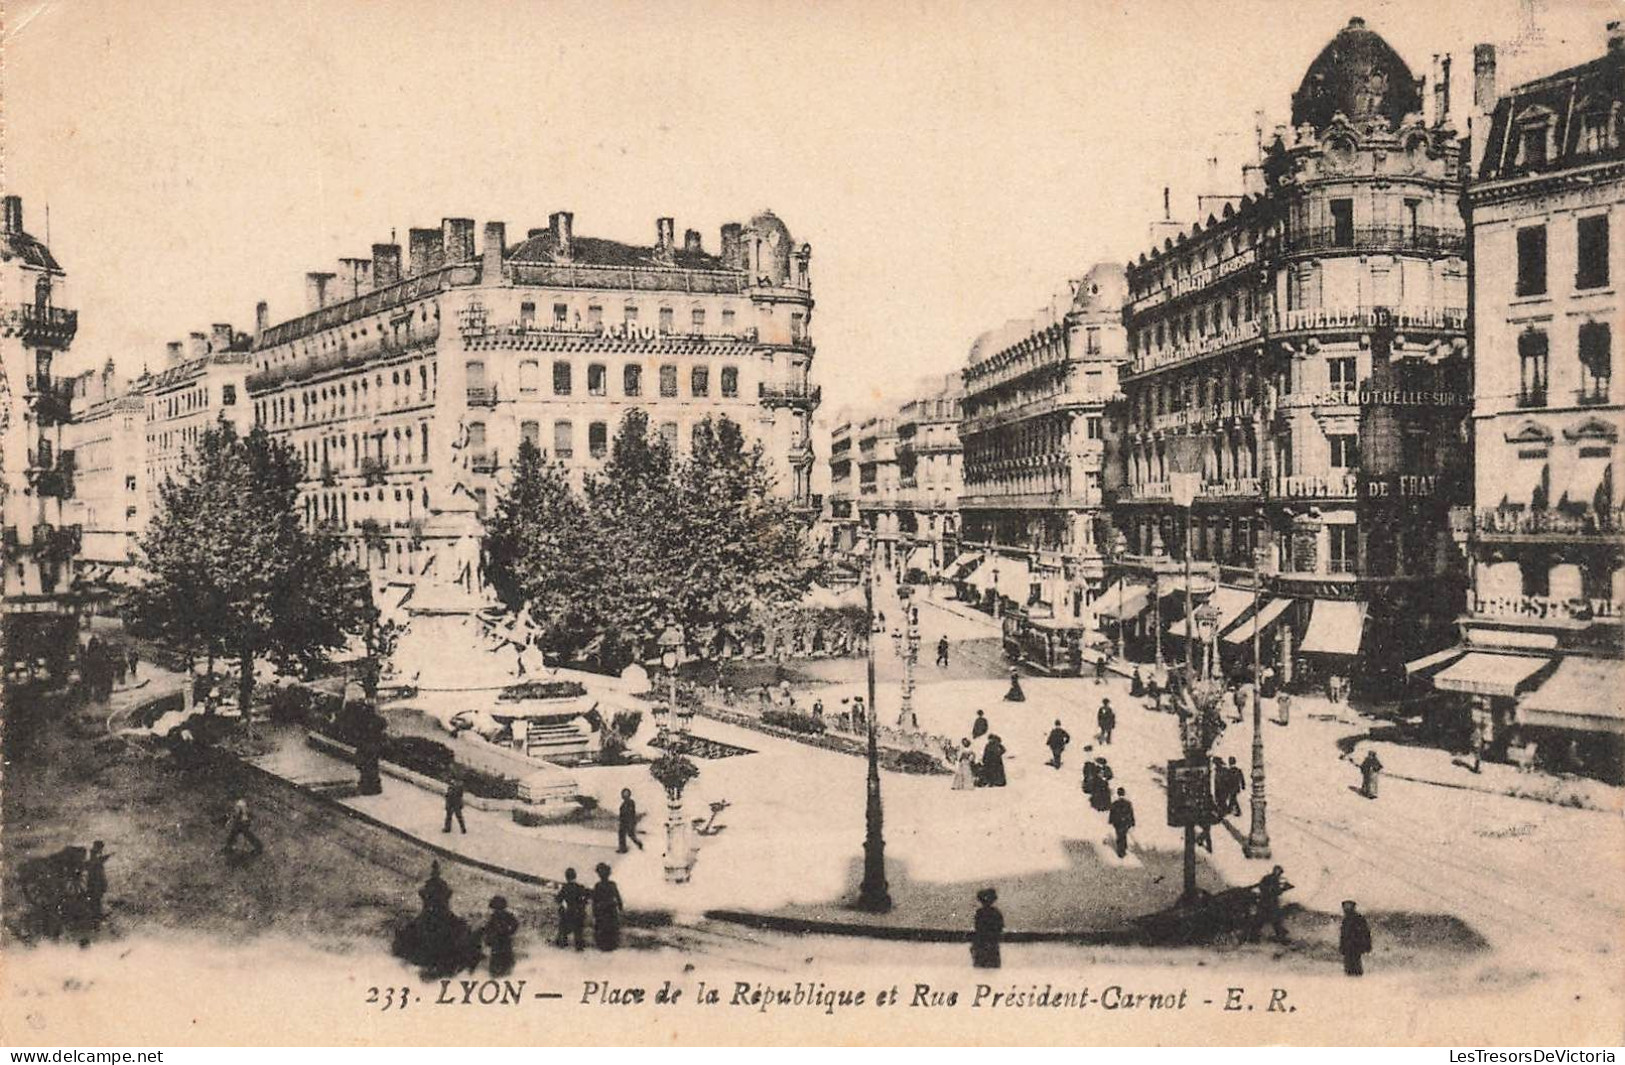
857 540 892 912
1109 529 1130 660
892 599 920 730
659 625 689 738
1244 263 1274 861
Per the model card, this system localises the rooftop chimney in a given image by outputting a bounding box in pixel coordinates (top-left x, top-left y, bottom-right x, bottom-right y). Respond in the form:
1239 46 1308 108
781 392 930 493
1 195 21 235
371 243 402 287
408 228 443 276
210 323 234 353
549 211 574 260
188 332 209 359
442 217 476 264
1473 43 1497 113
338 257 372 300
166 341 184 365
255 301 270 338
720 223 744 268
684 228 703 255
304 271 335 312
482 221 506 283
1609 20 1623 54
654 217 676 263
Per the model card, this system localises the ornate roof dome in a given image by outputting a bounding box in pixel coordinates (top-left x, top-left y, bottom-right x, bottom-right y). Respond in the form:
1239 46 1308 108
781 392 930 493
1290 17 1422 132
1071 262 1127 316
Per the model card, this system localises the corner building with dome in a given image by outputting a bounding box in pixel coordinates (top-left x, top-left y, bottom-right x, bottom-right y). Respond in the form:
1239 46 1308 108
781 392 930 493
1109 17 1473 693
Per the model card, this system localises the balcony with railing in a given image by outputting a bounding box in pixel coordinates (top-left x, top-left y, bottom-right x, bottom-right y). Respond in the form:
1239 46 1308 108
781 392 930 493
470 450 499 474
1467 505 1624 541
504 260 747 295
758 382 822 409
1516 387 1548 410
1577 381 1612 407
2 303 79 347
1279 224 1466 259
466 385 499 408
359 456 390 485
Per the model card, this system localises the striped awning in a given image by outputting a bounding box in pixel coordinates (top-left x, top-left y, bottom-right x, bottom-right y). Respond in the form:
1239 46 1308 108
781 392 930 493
1223 598 1294 645
1433 652 1550 698
944 552 983 581
1405 646 1466 678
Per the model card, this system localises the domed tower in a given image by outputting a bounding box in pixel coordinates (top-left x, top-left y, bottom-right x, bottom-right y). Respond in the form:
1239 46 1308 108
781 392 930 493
1 193 81 637
1290 16 1423 133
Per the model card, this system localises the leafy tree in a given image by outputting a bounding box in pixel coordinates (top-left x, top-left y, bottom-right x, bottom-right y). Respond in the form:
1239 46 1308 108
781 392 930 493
483 439 593 659
129 423 370 713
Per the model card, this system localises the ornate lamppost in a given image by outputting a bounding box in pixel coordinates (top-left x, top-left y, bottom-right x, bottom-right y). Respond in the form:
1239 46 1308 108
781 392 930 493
857 540 892 912
649 752 700 884
893 597 920 730
659 625 691 737
1194 600 1220 680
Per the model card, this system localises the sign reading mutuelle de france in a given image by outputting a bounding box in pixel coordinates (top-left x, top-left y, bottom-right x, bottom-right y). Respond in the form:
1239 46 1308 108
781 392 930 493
2 0 1622 1055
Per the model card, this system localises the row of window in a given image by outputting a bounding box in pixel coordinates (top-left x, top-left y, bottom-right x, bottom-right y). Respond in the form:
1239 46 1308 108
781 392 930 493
1517 321 1613 407
475 358 741 400
517 300 770 336
148 383 234 422
467 418 696 462
1515 214 1611 297
256 362 437 428
293 420 431 474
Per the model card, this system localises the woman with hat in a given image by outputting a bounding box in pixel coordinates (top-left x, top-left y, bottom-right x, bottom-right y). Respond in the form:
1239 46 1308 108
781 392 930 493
971 888 1004 969
481 895 520 976
591 863 624 952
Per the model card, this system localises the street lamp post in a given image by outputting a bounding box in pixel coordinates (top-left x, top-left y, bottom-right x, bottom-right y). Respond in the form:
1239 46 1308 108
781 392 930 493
1244 262 1274 861
897 600 919 730
658 625 686 740
857 541 892 912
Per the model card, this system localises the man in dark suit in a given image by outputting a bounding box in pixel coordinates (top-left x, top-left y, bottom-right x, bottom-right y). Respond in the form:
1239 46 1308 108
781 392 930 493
1339 899 1373 975
1107 788 1135 858
617 788 644 853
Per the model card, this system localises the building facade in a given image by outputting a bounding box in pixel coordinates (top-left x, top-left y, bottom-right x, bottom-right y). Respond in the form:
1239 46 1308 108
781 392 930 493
242 210 817 580
1113 17 1472 691
894 380 963 577
1422 25 1624 770
957 263 1128 623
853 415 900 570
63 361 145 575
1 194 82 653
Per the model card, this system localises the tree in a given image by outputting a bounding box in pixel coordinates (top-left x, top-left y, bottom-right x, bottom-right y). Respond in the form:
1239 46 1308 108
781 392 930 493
129 423 371 713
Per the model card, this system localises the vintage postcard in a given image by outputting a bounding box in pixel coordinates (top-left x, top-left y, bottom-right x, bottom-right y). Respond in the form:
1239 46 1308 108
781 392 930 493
2 0 1622 1049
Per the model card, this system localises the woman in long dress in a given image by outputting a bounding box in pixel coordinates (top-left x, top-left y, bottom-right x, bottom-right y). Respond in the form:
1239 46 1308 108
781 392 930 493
951 738 976 790
979 734 1008 788
971 888 1004 968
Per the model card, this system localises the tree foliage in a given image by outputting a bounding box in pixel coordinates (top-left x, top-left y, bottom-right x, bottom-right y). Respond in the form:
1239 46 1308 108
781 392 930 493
483 411 814 672
127 423 372 712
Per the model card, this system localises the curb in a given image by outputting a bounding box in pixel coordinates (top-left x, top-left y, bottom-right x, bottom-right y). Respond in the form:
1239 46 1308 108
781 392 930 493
703 909 1142 945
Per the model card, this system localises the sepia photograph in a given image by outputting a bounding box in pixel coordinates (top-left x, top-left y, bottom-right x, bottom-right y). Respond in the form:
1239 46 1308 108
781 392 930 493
1 0 1621 1050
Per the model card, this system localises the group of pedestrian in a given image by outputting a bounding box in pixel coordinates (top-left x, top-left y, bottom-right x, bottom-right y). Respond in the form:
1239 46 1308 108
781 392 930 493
78 638 135 703
554 863 625 952
950 710 1006 788
1079 756 1133 858
1211 755 1247 818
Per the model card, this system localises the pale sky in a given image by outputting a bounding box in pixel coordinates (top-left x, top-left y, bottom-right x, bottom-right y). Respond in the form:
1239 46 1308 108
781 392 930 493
3 0 1615 416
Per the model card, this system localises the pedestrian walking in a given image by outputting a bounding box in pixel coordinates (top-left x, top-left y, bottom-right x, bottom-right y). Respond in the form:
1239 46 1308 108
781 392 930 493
591 863 624 952
1003 668 1025 702
84 840 111 920
1094 655 1107 684
1044 720 1071 769
221 798 263 857
1097 700 1116 745
1247 865 1292 942
1088 757 1115 811
951 739 976 790
1230 683 1246 724
1107 788 1135 858
1339 900 1373 976
617 788 644 852
1146 674 1161 712
970 709 989 739
554 868 590 951
851 696 866 730
936 636 950 668
1226 756 1246 816
811 698 824 723
1081 758 1102 803
1358 750 1384 799
971 888 1003 969
1130 666 1145 697
481 896 519 977
126 649 139 681
442 775 467 834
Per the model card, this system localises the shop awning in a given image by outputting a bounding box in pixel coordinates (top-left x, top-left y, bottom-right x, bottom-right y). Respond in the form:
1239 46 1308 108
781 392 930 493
1299 600 1368 656
968 557 998 591
1501 459 1548 508
1223 598 1294 645
905 545 934 573
1096 584 1151 622
1405 646 1466 678
1433 652 1550 698
996 557 1033 602
1168 586 1253 638
1559 453 1612 509
945 552 983 581
1518 657 1625 735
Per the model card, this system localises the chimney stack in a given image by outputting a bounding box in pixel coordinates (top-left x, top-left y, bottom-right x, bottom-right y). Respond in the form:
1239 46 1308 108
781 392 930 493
255 301 270 338
210 323 234 352
188 332 209 359
720 222 744 268
1609 20 1623 54
482 221 506 283
408 228 443 276
304 271 335 312
442 217 476 264
655 217 676 263
683 228 703 255
1473 44 1497 114
338 257 372 299
549 211 574 260
1 195 21 235
371 243 402 287
166 341 184 365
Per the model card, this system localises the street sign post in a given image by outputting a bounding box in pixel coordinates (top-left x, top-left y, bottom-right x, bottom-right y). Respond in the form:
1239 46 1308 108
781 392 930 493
1166 759 1214 828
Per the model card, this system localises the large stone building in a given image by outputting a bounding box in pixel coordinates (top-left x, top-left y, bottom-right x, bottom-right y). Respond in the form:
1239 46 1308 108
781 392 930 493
1 194 82 654
956 263 1128 632
242 210 817 580
1112 17 1472 691
1417 24 1623 770
62 360 145 575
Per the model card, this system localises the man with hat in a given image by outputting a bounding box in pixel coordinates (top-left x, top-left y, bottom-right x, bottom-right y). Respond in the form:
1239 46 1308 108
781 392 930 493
971 888 1004 969
554 868 590 951
481 896 520 976
1339 899 1373 976
1107 787 1136 858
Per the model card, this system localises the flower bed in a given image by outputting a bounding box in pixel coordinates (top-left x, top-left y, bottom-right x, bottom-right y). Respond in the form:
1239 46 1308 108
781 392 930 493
694 703 948 775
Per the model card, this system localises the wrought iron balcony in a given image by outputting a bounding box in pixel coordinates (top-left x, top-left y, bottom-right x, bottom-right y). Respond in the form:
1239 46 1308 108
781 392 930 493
359 456 389 485
1280 224 1466 259
1516 388 1548 409
2 303 78 347
1577 382 1612 407
758 382 821 409
1471 505 1623 539
470 450 499 474
466 385 499 407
